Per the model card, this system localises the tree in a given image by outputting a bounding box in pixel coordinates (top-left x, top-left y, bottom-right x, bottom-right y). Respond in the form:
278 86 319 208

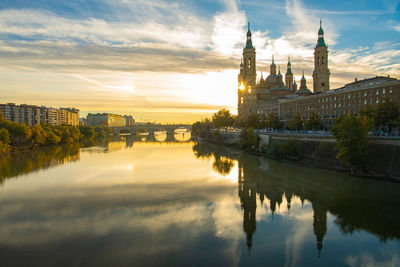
288 112 303 130
79 126 96 140
192 119 214 139
331 116 370 174
246 113 260 128
0 128 10 152
359 104 375 130
0 120 31 146
212 109 235 128
265 113 283 130
305 112 322 130
31 125 47 146
374 99 400 131
241 127 259 149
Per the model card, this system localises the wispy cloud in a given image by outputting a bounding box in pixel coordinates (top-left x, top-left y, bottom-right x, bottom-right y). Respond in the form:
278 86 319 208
0 0 399 122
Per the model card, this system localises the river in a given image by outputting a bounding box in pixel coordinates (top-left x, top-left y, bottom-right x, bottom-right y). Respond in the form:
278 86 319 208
0 135 399 266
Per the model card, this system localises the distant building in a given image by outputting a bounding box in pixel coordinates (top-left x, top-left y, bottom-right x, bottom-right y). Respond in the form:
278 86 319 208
123 115 135 126
0 103 79 126
86 113 126 127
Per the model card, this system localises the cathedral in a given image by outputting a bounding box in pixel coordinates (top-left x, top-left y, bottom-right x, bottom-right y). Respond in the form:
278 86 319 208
238 21 330 120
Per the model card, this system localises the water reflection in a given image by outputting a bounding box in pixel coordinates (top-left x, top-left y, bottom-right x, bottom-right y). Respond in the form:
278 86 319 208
0 140 399 266
192 142 400 257
0 143 80 183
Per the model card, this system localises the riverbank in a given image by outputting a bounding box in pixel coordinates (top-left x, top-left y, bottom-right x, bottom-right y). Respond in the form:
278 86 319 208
193 131 400 182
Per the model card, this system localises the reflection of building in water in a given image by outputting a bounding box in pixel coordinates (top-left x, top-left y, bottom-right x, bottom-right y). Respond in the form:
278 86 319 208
312 202 327 257
236 154 327 255
238 163 256 251
192 142 400 257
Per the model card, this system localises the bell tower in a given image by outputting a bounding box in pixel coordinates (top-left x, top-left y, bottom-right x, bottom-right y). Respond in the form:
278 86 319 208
243 23 256 92
312 20 330 93
285 57 294 90
238 23 257 119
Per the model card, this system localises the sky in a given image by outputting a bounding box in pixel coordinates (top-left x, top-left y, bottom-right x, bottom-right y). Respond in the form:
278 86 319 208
0 0 399 123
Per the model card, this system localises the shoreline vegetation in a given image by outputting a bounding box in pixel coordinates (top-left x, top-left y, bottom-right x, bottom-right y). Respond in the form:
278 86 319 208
0 112 112 153
192 103 400 180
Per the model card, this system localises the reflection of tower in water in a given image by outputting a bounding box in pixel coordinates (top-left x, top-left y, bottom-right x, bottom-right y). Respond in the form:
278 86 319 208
238 163 256 252
237 159 328 257
312 201 327 258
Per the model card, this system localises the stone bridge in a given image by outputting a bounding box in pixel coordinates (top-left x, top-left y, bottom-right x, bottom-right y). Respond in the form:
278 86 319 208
112 124 192 136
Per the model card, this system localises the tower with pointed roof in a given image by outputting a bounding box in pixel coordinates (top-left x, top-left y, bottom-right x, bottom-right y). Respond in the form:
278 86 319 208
238 23 257 119
285 57 294 91
313 19 330 93
243 23 257 90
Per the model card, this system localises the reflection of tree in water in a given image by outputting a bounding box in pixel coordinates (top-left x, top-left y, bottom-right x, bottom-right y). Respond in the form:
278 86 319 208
192 142 400 256
0 143 80 183
212 155 235 176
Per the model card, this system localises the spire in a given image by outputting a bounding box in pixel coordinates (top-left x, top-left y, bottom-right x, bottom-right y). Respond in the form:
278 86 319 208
316 19 327 48
245 22 254 48
272 55 275 65
302 70 305 79
286 56 293 75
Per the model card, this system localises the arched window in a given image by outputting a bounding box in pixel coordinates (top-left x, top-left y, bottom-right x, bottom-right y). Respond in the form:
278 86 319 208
322 57 325 64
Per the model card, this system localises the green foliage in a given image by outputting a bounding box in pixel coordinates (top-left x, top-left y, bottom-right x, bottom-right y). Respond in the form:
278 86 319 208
0 117 112 149
0 120 31 146
245 113 261 128
212 109 235 128
305 112 322 130
288 112 303 130
94 126 112 139
241 127 259 149
265 113 283 130
374 99 400 129
31 125 48 146
331 116 371 173
0 128 10 152
79 126 96 140
213 129 222 141
192 119 214 139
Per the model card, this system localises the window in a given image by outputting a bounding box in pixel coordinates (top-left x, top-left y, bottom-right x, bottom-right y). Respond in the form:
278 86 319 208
376 91 379 95
382 89 385 94
348 94 351 99
248 58 251 69
317 57 319 65
322 57 325 64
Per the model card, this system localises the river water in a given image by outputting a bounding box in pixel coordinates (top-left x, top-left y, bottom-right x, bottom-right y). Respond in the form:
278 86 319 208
0 135 399 266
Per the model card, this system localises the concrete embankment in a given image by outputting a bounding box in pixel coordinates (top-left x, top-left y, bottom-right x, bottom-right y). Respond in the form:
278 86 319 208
199 131 400 181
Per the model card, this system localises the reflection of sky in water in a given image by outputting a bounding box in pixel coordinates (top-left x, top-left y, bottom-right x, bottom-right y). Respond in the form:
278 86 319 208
0 142 399 266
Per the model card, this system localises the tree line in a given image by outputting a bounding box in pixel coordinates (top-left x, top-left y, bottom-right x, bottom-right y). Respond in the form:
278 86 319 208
192 99 400 175
0 112 112 152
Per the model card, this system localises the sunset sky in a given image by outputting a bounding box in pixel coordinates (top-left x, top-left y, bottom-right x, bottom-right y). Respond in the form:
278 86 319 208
0 0 399 123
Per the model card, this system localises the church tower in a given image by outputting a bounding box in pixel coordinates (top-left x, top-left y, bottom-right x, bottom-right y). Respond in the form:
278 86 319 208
238 23 257 119
285 57 294 90
243 23 257 91
312 20 330 93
